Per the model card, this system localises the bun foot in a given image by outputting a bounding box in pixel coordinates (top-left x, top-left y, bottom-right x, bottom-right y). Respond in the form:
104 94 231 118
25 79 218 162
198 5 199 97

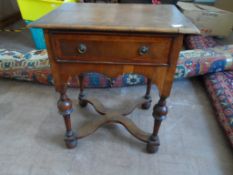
64 132 77 149
79 99 87 108
146 136 160 153
141 100 151 110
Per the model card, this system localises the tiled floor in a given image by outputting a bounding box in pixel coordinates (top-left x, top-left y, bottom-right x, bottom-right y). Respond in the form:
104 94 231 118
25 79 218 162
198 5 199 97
0 78 232 175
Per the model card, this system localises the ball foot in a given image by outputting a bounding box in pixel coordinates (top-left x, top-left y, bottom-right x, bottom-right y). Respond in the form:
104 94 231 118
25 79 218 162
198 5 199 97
79 99 87 108
64 132 77 149
146 136 160 153
141 100 151 110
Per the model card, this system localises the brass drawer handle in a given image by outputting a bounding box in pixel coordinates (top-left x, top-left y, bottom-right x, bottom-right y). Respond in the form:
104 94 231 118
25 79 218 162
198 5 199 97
77 43 87 54
139 46 149 55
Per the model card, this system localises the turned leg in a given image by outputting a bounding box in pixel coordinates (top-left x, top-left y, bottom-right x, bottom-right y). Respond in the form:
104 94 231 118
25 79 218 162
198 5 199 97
57 92 77 149
141 78 152 110
147 96 167 153
78 74 87 107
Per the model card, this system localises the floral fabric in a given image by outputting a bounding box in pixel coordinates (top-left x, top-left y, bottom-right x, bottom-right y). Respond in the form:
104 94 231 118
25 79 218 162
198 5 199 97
204 71 233 147
175 45 233 79
1 44 233 87
0 49 146 88
185 35 233 148
0 49 52 85
184 35 219 49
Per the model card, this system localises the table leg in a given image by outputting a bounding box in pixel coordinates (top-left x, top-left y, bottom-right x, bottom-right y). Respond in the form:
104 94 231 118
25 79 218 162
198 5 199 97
141 78 152 110
57 91 77 149
147 96 167 153
78 74 87 107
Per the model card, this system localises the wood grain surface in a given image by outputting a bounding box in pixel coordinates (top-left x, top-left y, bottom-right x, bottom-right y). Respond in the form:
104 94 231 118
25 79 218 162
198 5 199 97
50 31 173 65
29 3 199 34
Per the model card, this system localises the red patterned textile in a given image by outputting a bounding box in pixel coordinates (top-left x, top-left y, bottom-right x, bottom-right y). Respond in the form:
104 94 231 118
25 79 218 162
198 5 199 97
204 72 233 147
175 45 233 79
185 35 233 148
184 35 219 49
152 0 160 4
1 44 233 87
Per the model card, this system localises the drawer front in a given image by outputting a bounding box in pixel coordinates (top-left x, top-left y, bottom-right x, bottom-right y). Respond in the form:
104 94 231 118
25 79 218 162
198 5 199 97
51 32 172 65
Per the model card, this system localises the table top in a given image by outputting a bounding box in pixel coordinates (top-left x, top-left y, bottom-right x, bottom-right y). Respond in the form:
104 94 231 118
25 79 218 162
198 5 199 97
29 3 199 34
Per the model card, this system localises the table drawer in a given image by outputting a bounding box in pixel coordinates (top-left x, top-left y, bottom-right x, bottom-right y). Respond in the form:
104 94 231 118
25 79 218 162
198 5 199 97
51 32 172 65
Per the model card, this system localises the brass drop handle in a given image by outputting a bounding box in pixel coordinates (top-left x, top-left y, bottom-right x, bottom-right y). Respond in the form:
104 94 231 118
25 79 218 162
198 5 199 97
77 43 87 54
139 46 149 55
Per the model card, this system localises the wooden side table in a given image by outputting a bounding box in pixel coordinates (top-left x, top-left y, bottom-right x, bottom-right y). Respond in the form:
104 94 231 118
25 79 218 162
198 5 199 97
29 3 199 153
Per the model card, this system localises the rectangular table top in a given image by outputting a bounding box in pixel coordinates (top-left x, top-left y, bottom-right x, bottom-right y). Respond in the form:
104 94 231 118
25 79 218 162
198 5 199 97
29 3 199 34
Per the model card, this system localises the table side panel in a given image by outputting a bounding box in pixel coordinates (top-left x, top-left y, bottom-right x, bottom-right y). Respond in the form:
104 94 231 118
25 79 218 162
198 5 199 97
58 63 168 94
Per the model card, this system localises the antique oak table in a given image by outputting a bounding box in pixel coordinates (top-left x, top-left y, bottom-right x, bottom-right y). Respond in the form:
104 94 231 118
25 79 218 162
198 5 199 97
30 3 199 153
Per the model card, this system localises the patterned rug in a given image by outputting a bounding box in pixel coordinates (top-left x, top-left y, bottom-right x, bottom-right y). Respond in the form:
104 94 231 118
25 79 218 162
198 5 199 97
1 44 233 88
184 35 233 148
204 71 233 147
184 35 219 49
